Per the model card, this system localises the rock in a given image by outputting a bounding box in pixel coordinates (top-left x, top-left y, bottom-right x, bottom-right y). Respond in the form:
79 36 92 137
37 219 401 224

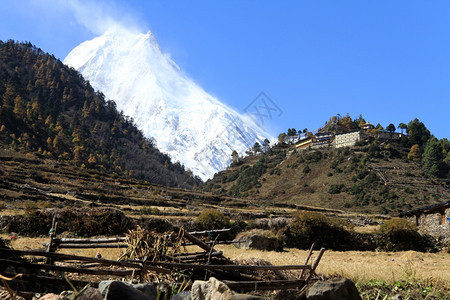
98 280 153 300
306 278 361 300
190 277 266 300
171 290 191 300
191 277 234 300
132 283 157 300
233 230 282 251
78 287 103 300
232 294 267 300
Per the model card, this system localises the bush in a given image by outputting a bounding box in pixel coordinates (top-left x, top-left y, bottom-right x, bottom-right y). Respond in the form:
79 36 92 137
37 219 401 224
377 218 436 252
282 211 352 250
196 209 230 230
328 184 345 194
303 165 311 174
305 151 323 162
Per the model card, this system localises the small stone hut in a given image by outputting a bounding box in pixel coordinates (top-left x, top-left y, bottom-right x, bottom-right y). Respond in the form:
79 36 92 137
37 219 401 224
401 201 449 243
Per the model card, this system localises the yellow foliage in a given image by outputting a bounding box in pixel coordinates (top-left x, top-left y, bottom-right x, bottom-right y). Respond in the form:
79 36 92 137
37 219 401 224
408 144 421 162
88 153 97 164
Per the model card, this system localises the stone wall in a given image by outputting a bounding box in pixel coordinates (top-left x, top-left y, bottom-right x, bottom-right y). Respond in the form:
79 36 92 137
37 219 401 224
407 207 449 245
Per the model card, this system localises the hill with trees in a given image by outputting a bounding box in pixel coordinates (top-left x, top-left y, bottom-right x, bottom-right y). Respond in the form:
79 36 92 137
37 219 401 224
0 40 201 188
203 114 450 215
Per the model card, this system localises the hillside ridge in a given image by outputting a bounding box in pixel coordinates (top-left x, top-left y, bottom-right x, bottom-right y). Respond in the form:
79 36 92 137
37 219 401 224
0 40 199 188
203 116 450 215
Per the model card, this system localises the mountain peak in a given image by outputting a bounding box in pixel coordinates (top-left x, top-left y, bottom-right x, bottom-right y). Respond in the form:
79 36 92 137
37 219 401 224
64 28 273 180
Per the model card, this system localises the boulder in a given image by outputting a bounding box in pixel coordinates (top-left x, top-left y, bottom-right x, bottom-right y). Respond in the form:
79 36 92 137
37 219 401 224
37 294 69 300
191 277 234 300
78 287 103 300
98 280 156 300
306 278 361 300
191 277 266 300
132 283 157 299
233 230 281 251
171 290 191 300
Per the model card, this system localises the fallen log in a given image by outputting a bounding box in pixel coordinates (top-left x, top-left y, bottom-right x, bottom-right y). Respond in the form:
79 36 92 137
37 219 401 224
143 261 312 271
166 251 223 262
172 251 209 257
56 243 128 249
1 272 94 288
0 249 171 274
180 240 242 246
173 226 217 254
187 228 231 235
53 237 127 244
0 258 137 276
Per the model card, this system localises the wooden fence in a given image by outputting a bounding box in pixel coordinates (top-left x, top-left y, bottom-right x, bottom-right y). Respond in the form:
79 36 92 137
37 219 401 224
0 223 326 296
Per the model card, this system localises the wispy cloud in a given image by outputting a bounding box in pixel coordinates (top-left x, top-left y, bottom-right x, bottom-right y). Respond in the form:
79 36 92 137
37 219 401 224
35 0 146 35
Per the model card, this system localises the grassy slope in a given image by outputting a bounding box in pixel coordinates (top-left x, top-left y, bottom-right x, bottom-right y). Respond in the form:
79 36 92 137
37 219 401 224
203 142 446 216
0 148 280 220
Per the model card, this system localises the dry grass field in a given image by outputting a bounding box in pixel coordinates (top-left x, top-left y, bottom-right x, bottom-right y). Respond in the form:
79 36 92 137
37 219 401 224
3 234 448 286
216 245 450 284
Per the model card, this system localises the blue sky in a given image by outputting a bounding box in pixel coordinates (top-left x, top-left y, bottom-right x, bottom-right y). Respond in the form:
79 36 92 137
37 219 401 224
0 0 449 139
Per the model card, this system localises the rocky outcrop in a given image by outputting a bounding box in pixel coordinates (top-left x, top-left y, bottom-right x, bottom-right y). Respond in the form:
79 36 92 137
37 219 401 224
233 230 282 251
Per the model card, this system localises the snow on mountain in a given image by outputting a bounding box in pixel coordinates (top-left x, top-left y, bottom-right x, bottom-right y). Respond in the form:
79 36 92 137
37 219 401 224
64 27 273 180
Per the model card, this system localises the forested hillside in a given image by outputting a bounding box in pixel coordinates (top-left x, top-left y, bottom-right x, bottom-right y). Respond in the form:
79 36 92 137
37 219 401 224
0 40 200 188
203 115 450 215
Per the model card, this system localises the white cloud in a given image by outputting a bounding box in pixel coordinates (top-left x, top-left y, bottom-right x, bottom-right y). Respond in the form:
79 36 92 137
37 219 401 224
39 0 146 35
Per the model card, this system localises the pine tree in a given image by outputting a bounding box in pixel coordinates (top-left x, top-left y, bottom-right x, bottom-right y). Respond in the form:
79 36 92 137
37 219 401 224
422 137 443 177
407 118 430 146
252 142 262 155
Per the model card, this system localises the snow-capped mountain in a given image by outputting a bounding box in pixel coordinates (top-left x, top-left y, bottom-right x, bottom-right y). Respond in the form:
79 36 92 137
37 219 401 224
64 27 273 180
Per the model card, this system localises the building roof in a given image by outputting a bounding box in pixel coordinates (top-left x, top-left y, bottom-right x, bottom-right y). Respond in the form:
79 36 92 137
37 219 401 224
399 200 450 217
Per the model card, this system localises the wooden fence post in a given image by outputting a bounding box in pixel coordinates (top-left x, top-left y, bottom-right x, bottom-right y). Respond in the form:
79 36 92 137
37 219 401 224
45 216 57 265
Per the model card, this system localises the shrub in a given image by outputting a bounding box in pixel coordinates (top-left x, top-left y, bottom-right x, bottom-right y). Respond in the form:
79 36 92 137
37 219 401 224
305 151 323 162
23 200 38 215
270 168 282 175
328 184 345 194
303 165 311 174
377 218 436 252
196 209 230 230
282 211 352 250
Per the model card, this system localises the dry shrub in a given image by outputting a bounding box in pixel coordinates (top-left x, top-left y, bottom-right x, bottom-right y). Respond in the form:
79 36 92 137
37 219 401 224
56 207 133 236
23 200 38 215
232 257 298 281
119 226 184 261
2 207 134 237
